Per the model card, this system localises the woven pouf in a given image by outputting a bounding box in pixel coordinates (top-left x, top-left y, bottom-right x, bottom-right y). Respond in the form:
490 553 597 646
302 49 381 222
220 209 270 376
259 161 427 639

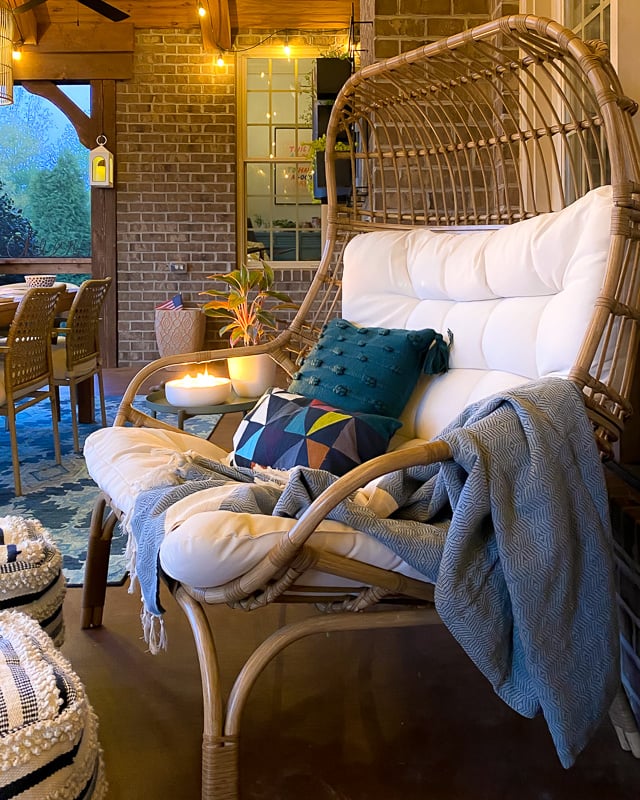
0 516 66 646
0 610 107 799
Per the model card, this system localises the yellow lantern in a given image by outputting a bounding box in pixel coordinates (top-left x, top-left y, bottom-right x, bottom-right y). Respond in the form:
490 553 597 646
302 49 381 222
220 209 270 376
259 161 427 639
90 135 114 188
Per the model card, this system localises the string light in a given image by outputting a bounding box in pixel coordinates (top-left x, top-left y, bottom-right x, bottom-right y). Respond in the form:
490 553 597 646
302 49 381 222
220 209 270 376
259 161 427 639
12 43 21 61
283 32 291 58
197 2 206 18
216 51 224 67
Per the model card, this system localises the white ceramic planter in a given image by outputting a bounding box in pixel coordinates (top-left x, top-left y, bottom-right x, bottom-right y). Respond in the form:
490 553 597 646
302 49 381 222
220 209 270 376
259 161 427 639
227 353 276 398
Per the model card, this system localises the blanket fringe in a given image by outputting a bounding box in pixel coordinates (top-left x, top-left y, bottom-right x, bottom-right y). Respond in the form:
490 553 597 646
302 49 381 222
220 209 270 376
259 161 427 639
140 605 167 654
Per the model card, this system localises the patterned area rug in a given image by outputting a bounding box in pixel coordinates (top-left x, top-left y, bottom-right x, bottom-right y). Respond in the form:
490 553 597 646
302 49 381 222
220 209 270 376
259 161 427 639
0 393 218 586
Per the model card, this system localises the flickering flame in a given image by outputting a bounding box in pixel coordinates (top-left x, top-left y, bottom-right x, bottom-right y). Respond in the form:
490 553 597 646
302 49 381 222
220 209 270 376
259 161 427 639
174 371 229 389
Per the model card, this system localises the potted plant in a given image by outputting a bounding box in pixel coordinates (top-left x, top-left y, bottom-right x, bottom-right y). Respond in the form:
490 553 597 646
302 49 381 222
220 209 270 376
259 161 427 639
307 134 352 202
200 259 297 397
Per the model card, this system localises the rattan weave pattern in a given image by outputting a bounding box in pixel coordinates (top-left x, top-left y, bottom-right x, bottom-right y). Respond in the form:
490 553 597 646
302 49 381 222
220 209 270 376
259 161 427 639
0 286 62 495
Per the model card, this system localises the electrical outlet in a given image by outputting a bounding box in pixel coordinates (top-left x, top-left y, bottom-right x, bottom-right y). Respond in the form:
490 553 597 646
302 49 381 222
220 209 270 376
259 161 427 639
169 262 187 272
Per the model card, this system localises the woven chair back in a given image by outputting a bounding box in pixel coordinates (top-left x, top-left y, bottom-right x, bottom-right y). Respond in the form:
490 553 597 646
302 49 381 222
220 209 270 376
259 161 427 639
277 15 640 457
62 278 112 371
4 287 61 400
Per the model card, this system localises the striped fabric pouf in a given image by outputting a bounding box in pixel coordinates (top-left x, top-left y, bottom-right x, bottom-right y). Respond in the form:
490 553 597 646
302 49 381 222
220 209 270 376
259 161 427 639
0 610 107 799
0 516 65 646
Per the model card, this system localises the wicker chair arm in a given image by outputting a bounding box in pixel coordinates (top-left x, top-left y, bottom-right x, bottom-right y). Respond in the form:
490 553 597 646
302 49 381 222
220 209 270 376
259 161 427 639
285 440 453 549
203 440 454 604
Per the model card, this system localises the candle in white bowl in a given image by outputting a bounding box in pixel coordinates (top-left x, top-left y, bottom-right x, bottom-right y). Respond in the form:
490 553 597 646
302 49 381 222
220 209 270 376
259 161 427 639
165 373 231 407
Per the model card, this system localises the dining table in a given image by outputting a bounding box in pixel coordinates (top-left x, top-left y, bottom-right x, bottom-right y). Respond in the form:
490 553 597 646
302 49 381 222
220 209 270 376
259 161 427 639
0 282 97 424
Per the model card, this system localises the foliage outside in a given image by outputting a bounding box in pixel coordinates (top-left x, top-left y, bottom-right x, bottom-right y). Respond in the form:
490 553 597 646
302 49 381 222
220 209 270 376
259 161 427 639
0 87 91 260
201 259 297 347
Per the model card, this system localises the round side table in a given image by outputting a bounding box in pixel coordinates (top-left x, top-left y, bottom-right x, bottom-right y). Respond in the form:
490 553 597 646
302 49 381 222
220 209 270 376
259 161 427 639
144 389 258 434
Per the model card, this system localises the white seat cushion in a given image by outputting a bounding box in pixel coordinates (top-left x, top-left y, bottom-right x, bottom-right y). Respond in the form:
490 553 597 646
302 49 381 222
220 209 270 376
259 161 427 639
159 505 428 589
83 427 228 516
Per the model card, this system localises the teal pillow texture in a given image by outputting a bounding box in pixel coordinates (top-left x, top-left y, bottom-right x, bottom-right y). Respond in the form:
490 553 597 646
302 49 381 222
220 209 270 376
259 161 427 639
232 388 402 476
288 318 452 418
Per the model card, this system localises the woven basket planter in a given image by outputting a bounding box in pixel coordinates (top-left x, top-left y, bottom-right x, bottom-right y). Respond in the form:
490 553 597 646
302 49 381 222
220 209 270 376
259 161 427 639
154 307 206 358
0 610 107 799
0 516 65 646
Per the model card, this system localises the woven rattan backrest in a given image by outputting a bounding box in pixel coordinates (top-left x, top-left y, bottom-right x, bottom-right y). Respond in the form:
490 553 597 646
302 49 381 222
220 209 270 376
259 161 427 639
63 278 112 370
4 286 61 399
279 14 640 456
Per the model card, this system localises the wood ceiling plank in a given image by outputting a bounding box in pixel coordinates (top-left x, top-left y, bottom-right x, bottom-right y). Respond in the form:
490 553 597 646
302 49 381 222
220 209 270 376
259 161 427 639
26 21 134 52
9 0 358 34
14 51 134 79
6 0 43 44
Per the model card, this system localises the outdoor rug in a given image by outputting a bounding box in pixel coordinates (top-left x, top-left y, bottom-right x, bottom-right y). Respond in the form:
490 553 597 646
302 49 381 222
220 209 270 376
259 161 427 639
0 393 219 586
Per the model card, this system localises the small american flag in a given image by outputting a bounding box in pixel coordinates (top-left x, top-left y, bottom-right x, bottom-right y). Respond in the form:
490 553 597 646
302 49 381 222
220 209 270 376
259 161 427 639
156 294 183 310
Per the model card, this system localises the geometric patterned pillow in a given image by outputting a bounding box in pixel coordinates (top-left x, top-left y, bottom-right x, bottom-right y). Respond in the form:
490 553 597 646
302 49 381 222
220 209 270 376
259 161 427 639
231 388 402 476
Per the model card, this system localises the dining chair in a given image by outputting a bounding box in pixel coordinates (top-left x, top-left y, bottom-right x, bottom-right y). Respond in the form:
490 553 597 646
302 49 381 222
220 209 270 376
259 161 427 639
51 277 112 453
0 286 63 496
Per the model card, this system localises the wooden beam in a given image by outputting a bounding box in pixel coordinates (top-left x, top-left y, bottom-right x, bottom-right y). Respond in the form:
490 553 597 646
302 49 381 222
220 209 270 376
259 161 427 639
200 0 231 52
14 52 134 80
91 79 118 368
22 21 134 52
22 80 95 147
6 0 46 45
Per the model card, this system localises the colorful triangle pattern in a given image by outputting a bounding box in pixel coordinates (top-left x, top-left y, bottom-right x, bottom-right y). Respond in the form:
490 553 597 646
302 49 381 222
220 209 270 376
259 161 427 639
231 389 401 477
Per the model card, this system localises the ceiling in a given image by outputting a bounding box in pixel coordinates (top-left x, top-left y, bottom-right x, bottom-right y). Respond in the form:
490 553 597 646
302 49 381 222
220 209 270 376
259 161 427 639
8 0 358 39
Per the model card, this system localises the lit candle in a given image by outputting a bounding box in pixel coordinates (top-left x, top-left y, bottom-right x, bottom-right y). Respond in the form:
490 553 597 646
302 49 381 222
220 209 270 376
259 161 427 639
165 372 231 407
94 160 106 183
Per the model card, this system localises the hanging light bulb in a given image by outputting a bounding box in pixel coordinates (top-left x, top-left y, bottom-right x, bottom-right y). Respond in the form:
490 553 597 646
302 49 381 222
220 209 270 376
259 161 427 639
216 51 225 68
197 2 206 18
12 42 22 61
283 32 291 58
0 0 14 106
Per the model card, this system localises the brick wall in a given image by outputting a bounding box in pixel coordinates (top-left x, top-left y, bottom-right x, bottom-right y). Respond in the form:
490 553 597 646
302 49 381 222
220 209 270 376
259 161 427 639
116 27 236 366
373 0 492 59
114 11 520 366
116 28 339 366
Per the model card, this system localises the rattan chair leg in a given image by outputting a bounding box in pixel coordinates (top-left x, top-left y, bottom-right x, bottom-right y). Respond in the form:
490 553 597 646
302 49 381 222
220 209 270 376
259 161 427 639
69 380 80 453
97 370 107 428
49 385 62 466
202 736 238 800
7 405 21 496
81 494 118 628
173 585 229 800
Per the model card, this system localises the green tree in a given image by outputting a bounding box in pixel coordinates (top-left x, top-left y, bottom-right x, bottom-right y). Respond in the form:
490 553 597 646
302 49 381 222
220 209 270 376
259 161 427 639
28 150 91 257
0 178 39 257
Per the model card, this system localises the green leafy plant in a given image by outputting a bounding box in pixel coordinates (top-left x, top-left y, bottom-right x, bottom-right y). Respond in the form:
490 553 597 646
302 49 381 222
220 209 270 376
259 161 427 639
201 259 297 347
306 134 350 194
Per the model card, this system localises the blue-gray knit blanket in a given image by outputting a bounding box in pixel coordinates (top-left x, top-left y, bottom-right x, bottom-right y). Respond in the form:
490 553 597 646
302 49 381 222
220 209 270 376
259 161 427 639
128 377 619 768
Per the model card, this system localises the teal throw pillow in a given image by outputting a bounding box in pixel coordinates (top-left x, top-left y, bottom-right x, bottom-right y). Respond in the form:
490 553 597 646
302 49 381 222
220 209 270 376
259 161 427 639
288 318 451 418
232 388 402 476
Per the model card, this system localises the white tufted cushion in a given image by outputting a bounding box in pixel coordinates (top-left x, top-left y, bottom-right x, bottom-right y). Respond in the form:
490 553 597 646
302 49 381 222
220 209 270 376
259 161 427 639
343 185 612 442
84 426 228 517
